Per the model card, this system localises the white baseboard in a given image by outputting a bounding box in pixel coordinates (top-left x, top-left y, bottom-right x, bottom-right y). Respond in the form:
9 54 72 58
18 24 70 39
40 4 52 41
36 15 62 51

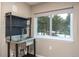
36 54 45 57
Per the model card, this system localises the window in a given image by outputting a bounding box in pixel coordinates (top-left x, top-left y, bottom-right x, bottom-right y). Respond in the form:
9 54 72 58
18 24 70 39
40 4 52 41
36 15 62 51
37 16 50 35
51 13 72 39
34 8 73 41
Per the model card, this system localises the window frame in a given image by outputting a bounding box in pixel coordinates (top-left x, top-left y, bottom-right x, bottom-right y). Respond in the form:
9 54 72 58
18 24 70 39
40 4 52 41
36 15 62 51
34 8 73 41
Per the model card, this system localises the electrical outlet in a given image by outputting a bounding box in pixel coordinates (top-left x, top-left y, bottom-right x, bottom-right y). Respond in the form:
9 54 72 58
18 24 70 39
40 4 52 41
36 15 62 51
49 46 52 50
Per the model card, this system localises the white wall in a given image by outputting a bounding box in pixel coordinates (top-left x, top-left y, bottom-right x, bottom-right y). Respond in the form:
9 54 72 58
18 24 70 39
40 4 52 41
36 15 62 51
0 2 32 57
31 2 79 57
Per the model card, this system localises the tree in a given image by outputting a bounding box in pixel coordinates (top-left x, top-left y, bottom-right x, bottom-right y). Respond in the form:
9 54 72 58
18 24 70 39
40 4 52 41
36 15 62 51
65 13 70 35
37 14 71 36
52 14 71 36
38 16 50 35
52 15 63 36
60 14 70 37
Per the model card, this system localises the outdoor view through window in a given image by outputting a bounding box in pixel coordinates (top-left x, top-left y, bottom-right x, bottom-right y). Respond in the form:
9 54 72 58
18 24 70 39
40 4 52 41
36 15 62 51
37 13 72 39
37 16 50 35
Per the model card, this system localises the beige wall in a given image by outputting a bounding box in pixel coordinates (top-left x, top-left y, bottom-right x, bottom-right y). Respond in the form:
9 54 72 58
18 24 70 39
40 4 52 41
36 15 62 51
31 2 79 56
1 2 79 57
0 2 2 56
0 2 32 57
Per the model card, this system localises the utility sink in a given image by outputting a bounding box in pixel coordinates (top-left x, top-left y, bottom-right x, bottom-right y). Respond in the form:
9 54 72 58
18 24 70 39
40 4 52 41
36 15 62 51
7 37 34 44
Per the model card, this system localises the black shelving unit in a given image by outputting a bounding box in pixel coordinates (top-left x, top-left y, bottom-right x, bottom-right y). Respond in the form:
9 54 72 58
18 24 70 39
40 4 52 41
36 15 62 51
5 12 36 57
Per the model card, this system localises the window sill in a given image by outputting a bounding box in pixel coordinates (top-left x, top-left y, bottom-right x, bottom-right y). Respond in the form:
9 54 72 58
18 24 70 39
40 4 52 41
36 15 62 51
34 35 73 42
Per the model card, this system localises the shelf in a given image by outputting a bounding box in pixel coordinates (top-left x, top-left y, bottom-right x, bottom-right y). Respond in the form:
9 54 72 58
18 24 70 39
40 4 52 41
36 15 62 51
12 25 27 28
7 25 30 27
6 14 30 20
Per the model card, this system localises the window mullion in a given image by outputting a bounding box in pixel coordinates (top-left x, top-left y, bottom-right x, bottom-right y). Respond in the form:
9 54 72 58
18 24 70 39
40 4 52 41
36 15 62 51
34 17 37 37
50 14 52 36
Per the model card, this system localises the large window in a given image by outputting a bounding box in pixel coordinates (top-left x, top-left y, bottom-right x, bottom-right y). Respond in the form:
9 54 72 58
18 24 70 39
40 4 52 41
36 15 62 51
34 8 73 41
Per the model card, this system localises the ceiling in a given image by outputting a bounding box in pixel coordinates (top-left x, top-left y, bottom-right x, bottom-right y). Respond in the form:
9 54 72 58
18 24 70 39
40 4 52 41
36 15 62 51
27 2 41 5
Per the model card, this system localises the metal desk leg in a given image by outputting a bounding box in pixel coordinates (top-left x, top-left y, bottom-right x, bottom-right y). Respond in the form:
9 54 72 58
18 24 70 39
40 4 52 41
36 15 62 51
34 39 36 56
27 46 29 55
16 44 18 57
8 42 10 57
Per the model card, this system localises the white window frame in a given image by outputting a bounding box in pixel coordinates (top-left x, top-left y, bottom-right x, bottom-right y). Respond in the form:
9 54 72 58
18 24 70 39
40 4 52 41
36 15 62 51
34 8 73 41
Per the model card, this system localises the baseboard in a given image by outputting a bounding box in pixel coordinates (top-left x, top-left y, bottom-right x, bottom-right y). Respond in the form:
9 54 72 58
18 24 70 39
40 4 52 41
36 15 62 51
36 54 45 57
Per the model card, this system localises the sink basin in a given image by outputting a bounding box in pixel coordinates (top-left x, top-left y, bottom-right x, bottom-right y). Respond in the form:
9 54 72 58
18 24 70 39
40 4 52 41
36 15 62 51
7 37 34 44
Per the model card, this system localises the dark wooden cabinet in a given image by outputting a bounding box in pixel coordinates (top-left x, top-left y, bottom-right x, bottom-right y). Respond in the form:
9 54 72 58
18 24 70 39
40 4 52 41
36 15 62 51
6 12 36 57
6 12 29 37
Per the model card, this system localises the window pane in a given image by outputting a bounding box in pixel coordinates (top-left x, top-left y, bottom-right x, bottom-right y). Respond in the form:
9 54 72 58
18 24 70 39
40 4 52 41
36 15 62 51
52 13 71 38
37 16 50 35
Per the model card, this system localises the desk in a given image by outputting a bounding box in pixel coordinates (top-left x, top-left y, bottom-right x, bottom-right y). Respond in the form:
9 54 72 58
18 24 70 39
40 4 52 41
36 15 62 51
7 38 36 57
